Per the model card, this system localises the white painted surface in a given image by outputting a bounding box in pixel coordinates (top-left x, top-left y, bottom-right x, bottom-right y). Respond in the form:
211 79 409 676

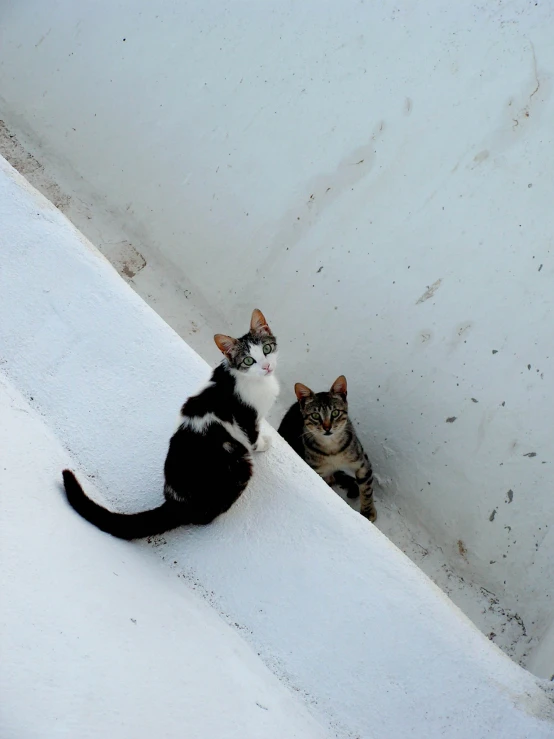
0 0 553 676
0 378 328 739
530 618 554 684
1 159 554 738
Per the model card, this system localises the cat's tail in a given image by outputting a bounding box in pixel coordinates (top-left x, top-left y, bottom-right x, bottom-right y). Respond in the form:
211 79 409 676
62 469 183 540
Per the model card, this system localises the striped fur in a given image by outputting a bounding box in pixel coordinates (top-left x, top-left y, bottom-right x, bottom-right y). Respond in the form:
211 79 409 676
278 375 377 522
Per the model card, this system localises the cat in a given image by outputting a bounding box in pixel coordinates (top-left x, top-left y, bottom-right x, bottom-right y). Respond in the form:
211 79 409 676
278 375 377 522
62 309 279 539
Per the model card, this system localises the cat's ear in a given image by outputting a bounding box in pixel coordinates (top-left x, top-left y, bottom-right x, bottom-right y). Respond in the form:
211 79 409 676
250 309 271 336
295 382 314 402
330 375 347 398
214 334 237 357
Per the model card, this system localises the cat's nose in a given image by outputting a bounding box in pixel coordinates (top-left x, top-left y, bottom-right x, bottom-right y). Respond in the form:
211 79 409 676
262 363 271 373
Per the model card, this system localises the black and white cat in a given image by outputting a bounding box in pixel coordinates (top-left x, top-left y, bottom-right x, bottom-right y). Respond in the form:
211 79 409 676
62 309 279 539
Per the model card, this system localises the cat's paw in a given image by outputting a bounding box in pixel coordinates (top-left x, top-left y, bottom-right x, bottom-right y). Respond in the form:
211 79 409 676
254 434 271 453
361 505 377 523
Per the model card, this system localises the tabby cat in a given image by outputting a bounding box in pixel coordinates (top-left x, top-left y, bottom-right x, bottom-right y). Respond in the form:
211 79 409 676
62 309 279 539
278 375 377 521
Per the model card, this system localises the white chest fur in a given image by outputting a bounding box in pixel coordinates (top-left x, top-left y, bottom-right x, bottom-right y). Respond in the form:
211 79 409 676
234 372 280 420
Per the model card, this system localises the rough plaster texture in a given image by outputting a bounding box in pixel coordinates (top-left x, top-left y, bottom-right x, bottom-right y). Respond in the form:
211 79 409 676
0 0 552 671
1 159 554 737
0 377 329 739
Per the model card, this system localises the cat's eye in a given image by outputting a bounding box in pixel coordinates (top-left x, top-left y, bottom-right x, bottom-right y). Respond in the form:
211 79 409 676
243 356 255 366
331 410 341 418
310 413 321 421
263 342 274 355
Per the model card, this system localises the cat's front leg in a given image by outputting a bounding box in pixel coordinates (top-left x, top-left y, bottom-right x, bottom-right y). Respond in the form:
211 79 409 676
253 424 271 453
333 470 360 500
353 454 377 522
253 435 271 452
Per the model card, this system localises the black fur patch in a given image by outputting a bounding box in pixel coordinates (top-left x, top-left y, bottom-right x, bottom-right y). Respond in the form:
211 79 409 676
62 364 257 539
183 364 258 443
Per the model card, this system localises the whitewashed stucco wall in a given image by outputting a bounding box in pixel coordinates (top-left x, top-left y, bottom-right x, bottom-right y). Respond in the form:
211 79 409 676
2 156 554 739
0 0 553 676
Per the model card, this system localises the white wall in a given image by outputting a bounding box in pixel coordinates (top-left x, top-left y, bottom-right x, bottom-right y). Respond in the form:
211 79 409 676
2 156 554 739
0 378 328 739
1 0 553 675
